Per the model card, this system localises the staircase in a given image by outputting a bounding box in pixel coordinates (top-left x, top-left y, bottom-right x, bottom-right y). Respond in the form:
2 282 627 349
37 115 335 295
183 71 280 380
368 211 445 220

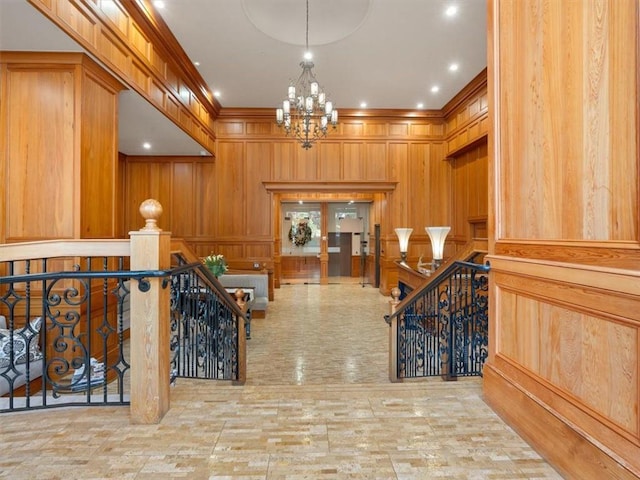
386 239 490 381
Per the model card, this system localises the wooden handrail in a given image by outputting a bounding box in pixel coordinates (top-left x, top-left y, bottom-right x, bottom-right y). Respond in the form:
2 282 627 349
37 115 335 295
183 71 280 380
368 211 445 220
394 237 488 312
0 239 130 261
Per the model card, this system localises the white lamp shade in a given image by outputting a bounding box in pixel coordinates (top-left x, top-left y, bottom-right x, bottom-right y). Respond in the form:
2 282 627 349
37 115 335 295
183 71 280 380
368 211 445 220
325 101 333 114
394 228 413 253
425 226 450 260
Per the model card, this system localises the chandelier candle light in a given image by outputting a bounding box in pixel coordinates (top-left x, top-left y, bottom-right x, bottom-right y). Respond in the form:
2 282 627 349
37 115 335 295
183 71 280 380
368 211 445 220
425 226 451 270
394 228 413 265
275 0 338 149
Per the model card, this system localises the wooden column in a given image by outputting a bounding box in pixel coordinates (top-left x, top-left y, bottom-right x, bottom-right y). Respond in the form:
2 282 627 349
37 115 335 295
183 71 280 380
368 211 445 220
0 52 123 243
129 199 171 424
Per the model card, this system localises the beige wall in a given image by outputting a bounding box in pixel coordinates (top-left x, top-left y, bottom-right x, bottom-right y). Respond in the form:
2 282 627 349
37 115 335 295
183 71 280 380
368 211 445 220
485 1 640 478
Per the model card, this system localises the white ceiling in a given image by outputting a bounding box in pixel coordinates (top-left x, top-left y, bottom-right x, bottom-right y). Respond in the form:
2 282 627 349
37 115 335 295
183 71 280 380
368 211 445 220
0 0 487 155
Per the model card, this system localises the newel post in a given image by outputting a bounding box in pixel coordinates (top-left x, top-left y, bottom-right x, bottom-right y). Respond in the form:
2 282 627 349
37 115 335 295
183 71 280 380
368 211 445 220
388 287 402 383
129 199 171 424
232 289 247 385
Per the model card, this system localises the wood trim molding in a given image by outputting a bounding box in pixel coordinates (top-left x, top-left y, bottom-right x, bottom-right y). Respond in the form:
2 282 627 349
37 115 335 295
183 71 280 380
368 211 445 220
262 181 398 193
445 133 488 159
120 0 220 116
27 0 217 153
218 107 444 120
0 240 131 261
484 364 640 480
488 254 640 296
441 67 488 117
494 240 640 270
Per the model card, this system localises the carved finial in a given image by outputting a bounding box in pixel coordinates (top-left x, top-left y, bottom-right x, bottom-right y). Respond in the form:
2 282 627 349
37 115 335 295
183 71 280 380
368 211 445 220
391 287 401 301
234 289 247 312
389 287 401 314
139 199 163 231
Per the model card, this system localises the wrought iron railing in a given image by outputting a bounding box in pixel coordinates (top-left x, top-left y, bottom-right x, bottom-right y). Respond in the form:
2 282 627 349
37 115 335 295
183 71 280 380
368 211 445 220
168 252 246 383
385 258 490 380
0 255 141 412
1 247 246 413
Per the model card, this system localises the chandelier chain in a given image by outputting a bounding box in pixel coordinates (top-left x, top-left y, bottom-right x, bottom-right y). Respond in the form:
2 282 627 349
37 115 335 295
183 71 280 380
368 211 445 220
275 0 339 149
305 0 309 51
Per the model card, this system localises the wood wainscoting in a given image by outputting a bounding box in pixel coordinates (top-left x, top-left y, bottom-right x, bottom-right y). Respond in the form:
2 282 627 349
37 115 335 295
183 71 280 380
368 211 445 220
280 255 321 280
486 0 640 477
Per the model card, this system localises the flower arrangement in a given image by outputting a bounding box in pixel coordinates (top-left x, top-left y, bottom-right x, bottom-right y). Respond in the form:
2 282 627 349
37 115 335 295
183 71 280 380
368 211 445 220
203 253 228 278
288 221 312 247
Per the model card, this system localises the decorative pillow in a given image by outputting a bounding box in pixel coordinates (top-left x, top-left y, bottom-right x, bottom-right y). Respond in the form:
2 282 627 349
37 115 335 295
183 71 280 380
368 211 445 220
0 317 43 368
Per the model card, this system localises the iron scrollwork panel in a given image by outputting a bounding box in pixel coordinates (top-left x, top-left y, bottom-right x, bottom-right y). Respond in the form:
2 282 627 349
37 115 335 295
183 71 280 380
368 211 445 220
169 270 239 382
396 262 489 380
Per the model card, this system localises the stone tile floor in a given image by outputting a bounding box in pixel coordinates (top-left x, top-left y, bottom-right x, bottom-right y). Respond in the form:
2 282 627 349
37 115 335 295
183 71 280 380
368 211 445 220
0 283 563 479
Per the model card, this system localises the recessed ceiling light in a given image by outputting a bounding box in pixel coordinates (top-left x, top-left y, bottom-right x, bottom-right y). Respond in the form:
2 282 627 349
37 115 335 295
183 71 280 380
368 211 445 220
449 63 459 72
153 1 165 9
142 142 151 150
445 5 458 17
416 103 424 109
194 61 200 66
213 91 221 98
431 86 440 93
360 102 367 108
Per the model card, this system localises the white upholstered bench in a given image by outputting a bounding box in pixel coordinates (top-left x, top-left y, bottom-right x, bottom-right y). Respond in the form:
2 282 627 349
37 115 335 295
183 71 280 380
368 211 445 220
218 273 269 318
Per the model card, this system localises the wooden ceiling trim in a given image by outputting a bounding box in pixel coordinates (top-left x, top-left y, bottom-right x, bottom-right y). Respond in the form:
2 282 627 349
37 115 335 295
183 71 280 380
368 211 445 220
262 181 397 193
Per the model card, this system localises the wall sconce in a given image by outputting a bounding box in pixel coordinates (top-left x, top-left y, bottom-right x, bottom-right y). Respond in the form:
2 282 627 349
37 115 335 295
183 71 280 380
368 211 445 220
425 226 451 270
394 228 413 264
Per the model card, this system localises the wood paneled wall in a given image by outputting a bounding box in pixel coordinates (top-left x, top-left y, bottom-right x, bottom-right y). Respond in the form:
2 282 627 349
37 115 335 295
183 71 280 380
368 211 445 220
121 75 489 294
28 0 218 154
0 52 123 242
122 156 217 248
125 90 486 292
450 143 489 242
486 1 640 478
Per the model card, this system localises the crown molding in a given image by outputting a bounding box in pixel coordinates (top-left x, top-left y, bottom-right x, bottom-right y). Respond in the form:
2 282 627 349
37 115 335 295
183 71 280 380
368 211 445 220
441 68 488 118
123 0 221 117
263 181 397 193
218 108 443 121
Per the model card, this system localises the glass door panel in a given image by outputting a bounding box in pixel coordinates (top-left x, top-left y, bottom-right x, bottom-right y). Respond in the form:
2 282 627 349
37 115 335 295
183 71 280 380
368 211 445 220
281 202 321 282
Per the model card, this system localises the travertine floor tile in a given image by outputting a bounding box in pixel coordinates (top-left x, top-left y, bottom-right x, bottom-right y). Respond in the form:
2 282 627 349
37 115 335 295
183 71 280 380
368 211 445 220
0 284 563 479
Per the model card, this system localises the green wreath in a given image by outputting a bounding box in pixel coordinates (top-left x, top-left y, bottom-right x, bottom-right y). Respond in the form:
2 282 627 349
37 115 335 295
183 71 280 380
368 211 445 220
289 221 312 247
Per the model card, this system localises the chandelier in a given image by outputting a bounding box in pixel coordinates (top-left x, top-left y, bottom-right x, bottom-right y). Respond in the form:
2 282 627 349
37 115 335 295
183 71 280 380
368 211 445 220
275 0 338 149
